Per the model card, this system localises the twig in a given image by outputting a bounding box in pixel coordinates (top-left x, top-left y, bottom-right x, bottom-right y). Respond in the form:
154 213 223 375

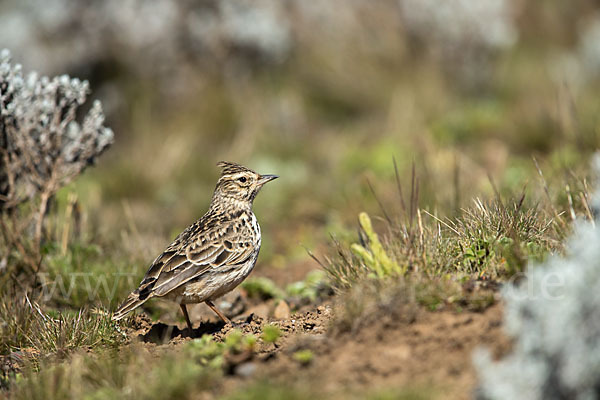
393 156 407 220
565 184 576 222
580 192 595 227
422 209 460 235
532 156 566 229
366 177 392 224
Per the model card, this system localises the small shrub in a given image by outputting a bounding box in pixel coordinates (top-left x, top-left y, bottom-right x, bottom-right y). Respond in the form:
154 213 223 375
0 49 113 280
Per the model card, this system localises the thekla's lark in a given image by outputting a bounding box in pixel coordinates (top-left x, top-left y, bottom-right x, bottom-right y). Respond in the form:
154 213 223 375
112 161 278 330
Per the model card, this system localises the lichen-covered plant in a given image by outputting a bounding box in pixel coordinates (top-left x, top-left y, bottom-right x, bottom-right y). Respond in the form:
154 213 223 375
474 156 600 400
0 49 113 277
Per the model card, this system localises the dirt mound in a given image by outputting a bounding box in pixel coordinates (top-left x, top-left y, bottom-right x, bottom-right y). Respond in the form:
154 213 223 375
129 298 508 399
258 303 509 399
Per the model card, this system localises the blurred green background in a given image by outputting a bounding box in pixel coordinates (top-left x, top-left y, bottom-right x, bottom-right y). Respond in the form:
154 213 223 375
2 0 599 288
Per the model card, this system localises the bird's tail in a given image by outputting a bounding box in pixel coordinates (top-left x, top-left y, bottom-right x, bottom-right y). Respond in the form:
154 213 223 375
112 290 148 321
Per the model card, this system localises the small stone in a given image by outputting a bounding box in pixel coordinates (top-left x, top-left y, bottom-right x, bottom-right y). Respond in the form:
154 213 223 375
274 300 291 319
245 303 270 320
217 291 245 318
235 362 257 378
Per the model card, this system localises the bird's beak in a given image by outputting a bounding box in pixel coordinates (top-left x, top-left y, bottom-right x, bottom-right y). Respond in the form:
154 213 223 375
258 174 279 185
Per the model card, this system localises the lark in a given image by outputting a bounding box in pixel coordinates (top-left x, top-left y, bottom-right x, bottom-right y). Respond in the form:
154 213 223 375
112 161 278 330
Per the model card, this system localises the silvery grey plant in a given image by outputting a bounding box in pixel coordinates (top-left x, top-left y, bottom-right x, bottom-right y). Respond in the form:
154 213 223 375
0 0 292 77
0 49 113 270
0 0 515 87
474 156 600 400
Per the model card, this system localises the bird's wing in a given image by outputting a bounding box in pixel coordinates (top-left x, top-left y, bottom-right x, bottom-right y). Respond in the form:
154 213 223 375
136 217 256 300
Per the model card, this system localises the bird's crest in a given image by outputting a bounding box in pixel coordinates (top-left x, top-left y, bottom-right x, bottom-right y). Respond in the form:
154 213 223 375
216 161 255 176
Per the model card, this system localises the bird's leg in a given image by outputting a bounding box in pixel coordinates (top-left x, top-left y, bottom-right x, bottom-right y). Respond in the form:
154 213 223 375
205 300 231 324
180 304 193 331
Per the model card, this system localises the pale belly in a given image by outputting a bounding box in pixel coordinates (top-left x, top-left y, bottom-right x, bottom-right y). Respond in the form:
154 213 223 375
165 250 259 304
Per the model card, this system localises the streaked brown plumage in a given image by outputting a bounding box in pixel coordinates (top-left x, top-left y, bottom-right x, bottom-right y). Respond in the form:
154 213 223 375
112 161 278 329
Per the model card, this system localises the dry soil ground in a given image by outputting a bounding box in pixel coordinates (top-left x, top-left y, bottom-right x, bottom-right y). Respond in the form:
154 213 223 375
129 287 510 400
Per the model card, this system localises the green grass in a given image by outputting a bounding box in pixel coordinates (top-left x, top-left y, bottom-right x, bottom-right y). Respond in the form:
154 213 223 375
6 330 260 398
0 292 126 357
325 186 582 288
320 159 593 331
9 345 213 400
41 241 143 310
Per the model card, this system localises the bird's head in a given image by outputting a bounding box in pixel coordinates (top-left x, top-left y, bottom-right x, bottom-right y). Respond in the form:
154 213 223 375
211 161 278 209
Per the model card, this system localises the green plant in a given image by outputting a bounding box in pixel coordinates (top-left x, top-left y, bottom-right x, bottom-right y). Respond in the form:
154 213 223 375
351 212 405 278
292 349 314 365
285 270 328 302
222 329 257 354
261 324 282 344
241 277 286 300
462 238 494 274
186 335 227 370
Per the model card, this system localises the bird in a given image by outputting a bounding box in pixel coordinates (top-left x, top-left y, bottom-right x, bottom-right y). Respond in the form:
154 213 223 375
112 161 278 330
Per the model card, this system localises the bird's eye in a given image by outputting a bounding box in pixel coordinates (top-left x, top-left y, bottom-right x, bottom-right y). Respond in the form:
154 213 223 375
238 177 247 183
